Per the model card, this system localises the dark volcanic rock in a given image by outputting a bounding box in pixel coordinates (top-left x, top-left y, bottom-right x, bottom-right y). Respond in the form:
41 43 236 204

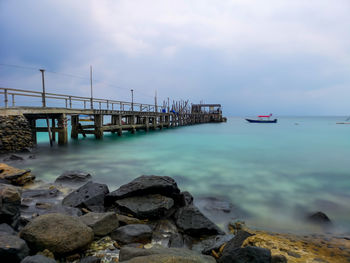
80 212 119 236
62 181 109 210
0 222 17 235
116 194 174 219
21 254 56 263
223 230 254 249
119 246 216 263
174 205 224 236
0 183 21 227
55 171 92 186
271 254 288 263
22 188 61 199
110 224 152 244
152 219 180 247
180 191 194 206
307 211 332 225
79 256 101 263
0 233 29 262
105 175 180 205
19 213 94 255
193 234 234 255
218 246 271 263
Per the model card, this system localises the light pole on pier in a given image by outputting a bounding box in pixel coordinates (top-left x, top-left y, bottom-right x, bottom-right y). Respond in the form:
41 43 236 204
131 89 134 111
39 69 46 107
90 65 93 109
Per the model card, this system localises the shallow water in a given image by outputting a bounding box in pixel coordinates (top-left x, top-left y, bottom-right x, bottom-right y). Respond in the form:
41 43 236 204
9 116 350 233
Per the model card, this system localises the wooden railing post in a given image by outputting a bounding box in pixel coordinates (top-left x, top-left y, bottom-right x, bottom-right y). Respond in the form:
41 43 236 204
84 101 86 109
112 103 114 111
11 94 15 107
99 102 101 110
107 100 109 110
69 96 72 108
65 99 68 108
4 89 8 108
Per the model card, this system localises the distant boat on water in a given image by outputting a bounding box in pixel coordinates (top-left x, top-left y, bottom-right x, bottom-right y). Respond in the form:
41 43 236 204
336 116 350 124
246 114 277 123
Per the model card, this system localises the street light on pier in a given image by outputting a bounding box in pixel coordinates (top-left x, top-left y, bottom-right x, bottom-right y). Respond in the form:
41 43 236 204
131 89 134 111
39 69 46 107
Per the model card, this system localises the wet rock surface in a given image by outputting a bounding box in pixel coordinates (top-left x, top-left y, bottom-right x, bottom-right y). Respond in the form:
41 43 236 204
105 175 180 204
119 246 217 263
116 194 175 219
0 233 29 262
80 212 119 236
111 223 153 244
0 222 17 234
218 245 272 263
175 204 225 236
21 254 56 263
0 163 35 186
62 181 109 210
20 213 94 255
0 183 21 227
55 171 92 186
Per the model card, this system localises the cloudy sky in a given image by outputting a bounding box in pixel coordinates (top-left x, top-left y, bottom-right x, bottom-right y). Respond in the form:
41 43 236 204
1 0 350 115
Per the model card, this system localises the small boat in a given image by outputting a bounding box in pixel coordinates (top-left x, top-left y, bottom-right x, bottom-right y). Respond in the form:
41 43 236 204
246 114 277 123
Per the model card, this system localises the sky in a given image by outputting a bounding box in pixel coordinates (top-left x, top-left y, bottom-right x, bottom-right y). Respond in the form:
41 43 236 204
1 0 350 115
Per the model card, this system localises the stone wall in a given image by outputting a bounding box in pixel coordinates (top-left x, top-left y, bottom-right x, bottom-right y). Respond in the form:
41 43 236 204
0 115 34 153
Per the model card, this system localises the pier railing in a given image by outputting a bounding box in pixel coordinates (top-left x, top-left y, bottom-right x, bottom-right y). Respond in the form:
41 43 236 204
0 87 163 112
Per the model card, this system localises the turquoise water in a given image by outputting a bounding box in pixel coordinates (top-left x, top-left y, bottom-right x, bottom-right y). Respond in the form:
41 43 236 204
11 117 350 233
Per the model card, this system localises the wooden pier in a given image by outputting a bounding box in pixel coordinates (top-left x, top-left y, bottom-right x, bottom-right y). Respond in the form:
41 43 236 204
0 87 226 146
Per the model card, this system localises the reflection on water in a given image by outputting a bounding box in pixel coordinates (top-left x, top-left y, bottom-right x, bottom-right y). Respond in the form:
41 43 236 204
7 117 350 233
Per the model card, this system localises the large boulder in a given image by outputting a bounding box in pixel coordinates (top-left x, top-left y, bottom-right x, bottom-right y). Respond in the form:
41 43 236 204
110 224 152 244
0 233 29 262
0 163 35 186
21 254 56 263
80 212 119 236
218 246 271 263
55 171 92 186
62 181 109 211
116 194 175 219
174 205 224 236
19 213 94 255
105 175 180 205
119 246 216 263
0 183 21 227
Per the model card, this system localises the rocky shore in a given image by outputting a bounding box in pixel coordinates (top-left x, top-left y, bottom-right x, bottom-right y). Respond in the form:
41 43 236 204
1 162 350 263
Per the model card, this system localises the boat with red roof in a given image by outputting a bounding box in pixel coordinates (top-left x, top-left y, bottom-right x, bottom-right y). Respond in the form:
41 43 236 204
246 114 277 123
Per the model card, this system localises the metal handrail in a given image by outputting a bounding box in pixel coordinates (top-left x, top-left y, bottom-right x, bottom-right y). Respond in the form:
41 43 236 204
0 87 164 112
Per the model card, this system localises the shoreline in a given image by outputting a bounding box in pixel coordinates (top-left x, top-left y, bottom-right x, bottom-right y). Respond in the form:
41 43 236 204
1 162 350 262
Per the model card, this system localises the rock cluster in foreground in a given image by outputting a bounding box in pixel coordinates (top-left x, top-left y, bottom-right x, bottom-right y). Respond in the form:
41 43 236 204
1 163 350 263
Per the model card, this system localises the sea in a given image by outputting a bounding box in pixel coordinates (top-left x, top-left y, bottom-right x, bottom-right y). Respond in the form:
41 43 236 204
10 116 350 234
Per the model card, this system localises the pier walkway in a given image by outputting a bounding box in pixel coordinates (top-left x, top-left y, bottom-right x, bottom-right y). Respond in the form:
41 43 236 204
0 87 226 146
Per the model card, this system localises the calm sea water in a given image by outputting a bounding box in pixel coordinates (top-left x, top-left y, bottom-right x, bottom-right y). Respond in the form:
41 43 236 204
11 117 350 233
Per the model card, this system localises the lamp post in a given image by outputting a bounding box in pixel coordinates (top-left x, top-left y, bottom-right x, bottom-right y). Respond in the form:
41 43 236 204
131 89 134 111
90 65 93 109
39 69 46 107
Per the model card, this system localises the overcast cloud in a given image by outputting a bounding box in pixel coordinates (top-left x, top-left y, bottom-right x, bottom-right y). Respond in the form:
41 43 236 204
1 0 350 115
